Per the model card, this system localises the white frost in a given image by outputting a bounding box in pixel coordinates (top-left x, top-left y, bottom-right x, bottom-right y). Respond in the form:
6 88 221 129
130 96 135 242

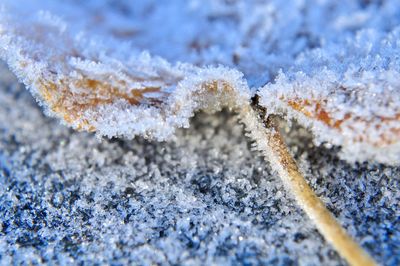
0 0 399 164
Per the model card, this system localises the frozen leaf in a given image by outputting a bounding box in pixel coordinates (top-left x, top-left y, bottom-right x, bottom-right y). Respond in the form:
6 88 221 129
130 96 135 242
0 0 399 164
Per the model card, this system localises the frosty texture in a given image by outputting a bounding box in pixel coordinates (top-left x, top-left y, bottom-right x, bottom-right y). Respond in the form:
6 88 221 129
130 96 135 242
259 28 400 165
0 0 399 164
0 65 398 265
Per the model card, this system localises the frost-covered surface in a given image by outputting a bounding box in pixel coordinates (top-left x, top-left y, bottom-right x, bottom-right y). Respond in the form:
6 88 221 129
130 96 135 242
0 64 399 265
0 0 399 164
0 2 399 265
259 26 400 165
0 0 252 141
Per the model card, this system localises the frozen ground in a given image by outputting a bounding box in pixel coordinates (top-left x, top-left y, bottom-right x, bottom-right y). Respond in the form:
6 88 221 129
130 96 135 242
0 64 399 265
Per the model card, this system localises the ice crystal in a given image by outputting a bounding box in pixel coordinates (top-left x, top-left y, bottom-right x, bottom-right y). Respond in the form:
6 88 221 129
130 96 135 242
0 64 398 265
259 28 400 165
0 0 399 164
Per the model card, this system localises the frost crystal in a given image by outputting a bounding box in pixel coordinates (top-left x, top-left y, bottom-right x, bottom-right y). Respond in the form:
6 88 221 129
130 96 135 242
0 0 399 164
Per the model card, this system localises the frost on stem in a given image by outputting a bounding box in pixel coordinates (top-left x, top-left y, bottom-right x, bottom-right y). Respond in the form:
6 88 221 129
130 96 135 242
239 102 376 266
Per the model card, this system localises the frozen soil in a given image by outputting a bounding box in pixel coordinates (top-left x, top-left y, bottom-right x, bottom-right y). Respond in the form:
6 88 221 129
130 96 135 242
0 66 399 265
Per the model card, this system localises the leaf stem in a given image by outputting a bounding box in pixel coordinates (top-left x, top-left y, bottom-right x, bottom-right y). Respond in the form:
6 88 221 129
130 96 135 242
240 102 377 266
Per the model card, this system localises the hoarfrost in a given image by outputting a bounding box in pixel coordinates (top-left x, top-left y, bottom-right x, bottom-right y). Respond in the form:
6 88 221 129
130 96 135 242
0 0 399 164
0 68 398 264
